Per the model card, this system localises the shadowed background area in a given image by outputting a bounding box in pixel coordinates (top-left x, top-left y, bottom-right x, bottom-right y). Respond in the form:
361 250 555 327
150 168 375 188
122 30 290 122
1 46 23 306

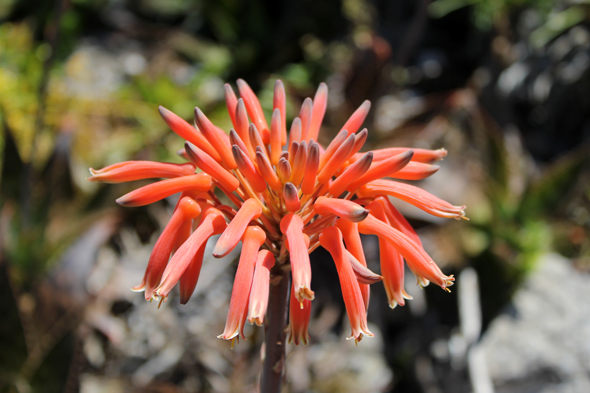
1 0 590 392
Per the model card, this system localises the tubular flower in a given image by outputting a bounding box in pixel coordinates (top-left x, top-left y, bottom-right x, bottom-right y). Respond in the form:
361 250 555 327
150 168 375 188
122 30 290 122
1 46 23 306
89 79 465 345
366 199 412 308
248 250 275 326
319 227 373 343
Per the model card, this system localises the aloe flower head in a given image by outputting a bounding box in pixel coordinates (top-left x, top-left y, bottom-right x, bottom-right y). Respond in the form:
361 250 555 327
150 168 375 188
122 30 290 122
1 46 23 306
89 79 466 345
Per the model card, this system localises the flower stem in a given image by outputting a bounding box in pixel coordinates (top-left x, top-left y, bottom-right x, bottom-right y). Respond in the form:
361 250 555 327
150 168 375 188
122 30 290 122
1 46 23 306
260 264 290 393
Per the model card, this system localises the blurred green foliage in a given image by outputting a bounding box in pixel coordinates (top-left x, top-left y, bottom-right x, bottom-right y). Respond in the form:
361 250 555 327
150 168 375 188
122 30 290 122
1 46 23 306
429 0 555 30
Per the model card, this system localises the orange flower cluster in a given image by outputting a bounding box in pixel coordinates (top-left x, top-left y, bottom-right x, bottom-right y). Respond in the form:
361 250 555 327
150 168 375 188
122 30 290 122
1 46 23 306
89 79 465 345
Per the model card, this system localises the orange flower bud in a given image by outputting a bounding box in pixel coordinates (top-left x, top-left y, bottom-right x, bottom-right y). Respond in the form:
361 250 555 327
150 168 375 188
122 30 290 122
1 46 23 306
159 106 221 162
185 142 239 192
314 196 369 222
116 174 212 207
89 161 194 183
306 83 328 142
237 79 270 143
273 80 287 145
340 100 371 136
213 199 262 258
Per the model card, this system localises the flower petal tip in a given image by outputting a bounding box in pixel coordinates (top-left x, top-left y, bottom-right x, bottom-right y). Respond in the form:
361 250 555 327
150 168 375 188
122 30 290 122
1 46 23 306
436 148 448 159
353 209 370 222
249 316 264 326
130 283 145 292
299 287 315 302
115 196 130 206
442 275 455 289
348 251 382 284
157 105 168 117
212 241 233 258
314 197 369 222
217 331 239 340
346 331 375 344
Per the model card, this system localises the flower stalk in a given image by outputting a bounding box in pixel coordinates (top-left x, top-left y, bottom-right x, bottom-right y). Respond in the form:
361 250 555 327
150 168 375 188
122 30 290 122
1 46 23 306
260 262 290 393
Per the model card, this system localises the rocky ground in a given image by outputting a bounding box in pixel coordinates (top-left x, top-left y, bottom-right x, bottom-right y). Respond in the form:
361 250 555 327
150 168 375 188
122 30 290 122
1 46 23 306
481 253 590 393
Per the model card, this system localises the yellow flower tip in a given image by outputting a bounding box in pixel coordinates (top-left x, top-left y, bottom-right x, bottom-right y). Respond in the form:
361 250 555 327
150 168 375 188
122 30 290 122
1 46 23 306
130 282 145 292
385 287 413 309
417 277 430 288
348 330 374 345
442 275 455 289
298 287 315 302
249 316 264 327
217 332 239 341
436 148 448 159
288 285 312 345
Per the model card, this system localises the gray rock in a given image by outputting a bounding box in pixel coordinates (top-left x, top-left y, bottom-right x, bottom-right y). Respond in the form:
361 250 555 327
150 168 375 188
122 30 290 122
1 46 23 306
481 253 590 393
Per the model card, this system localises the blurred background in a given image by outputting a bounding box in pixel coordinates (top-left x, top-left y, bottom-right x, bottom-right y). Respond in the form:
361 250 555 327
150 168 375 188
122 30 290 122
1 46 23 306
1 0 590 392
